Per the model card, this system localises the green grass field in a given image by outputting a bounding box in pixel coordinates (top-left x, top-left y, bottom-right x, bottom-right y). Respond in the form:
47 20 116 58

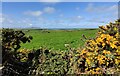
20 29 98 50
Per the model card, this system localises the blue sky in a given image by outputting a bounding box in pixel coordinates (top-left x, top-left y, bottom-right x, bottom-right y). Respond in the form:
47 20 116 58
1 2 118 28
2 0 120 2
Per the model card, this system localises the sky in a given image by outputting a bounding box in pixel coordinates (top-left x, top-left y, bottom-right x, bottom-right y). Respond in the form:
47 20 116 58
2 0 120 2
1 2 119 28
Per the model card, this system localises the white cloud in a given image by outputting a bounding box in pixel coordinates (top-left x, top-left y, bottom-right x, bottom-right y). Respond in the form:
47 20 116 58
24 11 43 17
0 14 13 23
59 14 64 17
2 14 34 28
108 5 118 11
77 16 82 19
85 3 118 23
0 14 4 23
0 18 2 23
67 16 84 23
8 19 13 23
6 19 14 23
86 3 94 12
24 7 56 17
29 23 33 26
87 18 108 23
86 3 106 13
76 7 80 10
86 3 118 13
0 18 3 23
43 7 55 13
114 11 118 16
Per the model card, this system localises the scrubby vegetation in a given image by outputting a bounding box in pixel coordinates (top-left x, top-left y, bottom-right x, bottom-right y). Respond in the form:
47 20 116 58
1 19 120 75
2 29 33 75
76 20 120 74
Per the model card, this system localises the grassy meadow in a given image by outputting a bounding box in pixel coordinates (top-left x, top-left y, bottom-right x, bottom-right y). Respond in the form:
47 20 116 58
20 29 98 50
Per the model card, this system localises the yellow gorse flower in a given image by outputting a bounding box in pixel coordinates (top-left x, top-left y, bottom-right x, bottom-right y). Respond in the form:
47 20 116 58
77 20 120 74
103 50 111 54
80 48 87 55
86 58 91 65
110 43 117 49
96 37 103 43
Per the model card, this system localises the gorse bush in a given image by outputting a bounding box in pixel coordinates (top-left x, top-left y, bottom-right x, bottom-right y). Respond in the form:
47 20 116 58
76 19 120 74
29 48 78 74
17 49 32 62
2 29 33 75
30 49 71 74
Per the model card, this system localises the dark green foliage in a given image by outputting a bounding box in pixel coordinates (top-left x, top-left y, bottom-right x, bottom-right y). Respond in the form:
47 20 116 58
30 49 75 75
2 29 33 76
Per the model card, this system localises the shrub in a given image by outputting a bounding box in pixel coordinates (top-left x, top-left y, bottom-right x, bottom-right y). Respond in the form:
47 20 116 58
29 48 76 75
2 29 33 75
76 19 120 74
